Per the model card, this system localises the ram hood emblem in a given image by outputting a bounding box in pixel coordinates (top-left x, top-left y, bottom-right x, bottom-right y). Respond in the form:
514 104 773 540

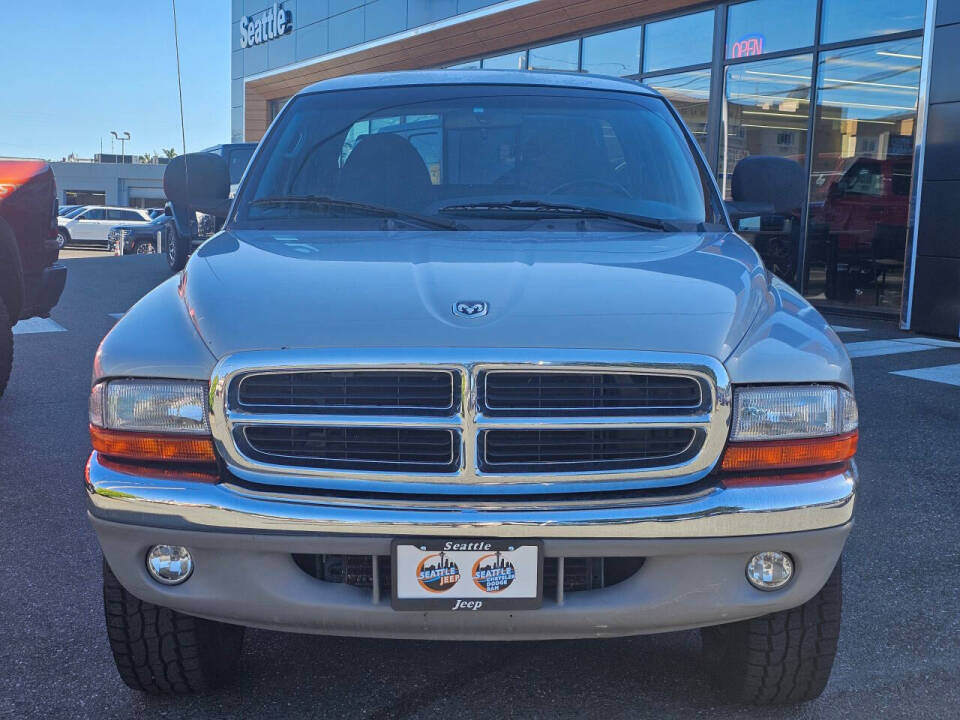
453 300 489 318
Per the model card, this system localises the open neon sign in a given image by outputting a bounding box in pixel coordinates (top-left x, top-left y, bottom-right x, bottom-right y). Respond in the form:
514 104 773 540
730 35 764 58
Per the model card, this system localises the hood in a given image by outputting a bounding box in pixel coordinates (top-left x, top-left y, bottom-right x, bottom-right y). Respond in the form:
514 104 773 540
180 230 770 361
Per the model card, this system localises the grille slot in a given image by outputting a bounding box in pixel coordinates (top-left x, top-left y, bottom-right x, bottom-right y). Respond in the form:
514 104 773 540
481 371 702 416
240 426 460 473
481 427 697 472
237 370 455 414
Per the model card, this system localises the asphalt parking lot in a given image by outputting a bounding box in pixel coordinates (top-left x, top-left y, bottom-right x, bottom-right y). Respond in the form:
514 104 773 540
2 254 959 719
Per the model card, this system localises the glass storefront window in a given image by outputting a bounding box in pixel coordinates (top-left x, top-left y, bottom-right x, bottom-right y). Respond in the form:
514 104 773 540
726 0 816 59
643 10 714 73
803 37 922 310
269 96 292 121
721 54 813 283
643 70 712 154
581 26 642 76
821 0 925 45
528 40 580 71
482 51 527 70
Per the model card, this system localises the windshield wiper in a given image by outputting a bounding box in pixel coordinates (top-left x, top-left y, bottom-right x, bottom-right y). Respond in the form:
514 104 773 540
438 200 682 232
249 195 460 230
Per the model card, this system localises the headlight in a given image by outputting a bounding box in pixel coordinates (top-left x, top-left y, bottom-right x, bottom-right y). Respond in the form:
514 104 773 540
731 385 857 441
89 380 216 465
722 385 857 472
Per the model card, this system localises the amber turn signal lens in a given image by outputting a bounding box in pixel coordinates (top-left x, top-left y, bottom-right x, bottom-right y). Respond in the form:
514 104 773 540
89 425 217 465
720 431 858 472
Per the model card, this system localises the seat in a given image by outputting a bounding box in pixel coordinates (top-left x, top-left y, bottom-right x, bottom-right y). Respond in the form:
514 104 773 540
337 133 432 211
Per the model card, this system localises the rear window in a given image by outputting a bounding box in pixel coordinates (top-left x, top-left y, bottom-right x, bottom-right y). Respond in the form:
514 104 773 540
235 84 713 231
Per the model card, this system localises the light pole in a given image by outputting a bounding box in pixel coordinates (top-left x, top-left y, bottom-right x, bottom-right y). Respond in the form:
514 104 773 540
110 131 131 163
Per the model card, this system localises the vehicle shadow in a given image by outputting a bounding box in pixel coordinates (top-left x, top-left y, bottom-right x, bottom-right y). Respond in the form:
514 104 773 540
133 628 816 719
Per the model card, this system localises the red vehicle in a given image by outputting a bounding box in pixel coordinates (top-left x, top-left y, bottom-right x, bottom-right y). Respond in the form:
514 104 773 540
0 159 67 396
812 157 911 302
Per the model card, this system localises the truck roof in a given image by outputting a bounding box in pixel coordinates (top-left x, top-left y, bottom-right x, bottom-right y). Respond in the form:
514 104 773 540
299 69 660 98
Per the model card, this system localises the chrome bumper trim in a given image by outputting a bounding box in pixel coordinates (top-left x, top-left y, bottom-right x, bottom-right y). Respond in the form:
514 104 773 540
85 453 856 539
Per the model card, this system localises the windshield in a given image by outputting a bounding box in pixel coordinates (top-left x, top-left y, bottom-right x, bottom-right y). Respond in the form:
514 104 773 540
227 146 255 184
61 206 86 218
235 85 716 231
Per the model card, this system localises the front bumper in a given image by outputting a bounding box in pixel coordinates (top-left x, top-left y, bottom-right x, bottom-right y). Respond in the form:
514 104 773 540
86 453 856 639
21 263 66 319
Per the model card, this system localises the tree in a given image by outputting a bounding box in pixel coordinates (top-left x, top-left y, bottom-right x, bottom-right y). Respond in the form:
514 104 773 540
162 147 178 159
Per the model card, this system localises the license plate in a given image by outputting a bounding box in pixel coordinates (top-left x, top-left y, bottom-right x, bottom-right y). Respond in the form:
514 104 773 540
391 538 542 611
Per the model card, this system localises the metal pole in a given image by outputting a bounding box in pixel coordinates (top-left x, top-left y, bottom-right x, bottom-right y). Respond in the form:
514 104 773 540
172 0 188 157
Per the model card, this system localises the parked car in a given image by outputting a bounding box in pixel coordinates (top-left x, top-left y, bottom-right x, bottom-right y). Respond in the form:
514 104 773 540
163 143 257 272
201 142 256 192
57 205 89 221
0 158 67 396
57 205 151 249
87 71 857 705
109 212 173 255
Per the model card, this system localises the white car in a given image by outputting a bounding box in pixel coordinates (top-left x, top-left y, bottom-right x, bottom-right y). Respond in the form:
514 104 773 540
57 206 151 249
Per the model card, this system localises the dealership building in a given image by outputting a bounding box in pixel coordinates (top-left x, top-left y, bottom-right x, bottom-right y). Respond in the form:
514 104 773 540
231 0 959 337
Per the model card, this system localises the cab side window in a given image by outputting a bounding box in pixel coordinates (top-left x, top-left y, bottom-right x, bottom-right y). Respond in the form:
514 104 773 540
83 208 106 220
108 209 143 221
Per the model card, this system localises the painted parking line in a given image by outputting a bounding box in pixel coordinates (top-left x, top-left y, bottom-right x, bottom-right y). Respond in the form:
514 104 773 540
12 317 67 335
844 340 940 359
891 363 960 387
832 326 866 333
896 337 960 349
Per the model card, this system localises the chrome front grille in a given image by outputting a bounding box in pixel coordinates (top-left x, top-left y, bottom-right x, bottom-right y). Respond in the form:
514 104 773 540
237 370 455 414
481 371 702 415
239 426 460 473
210 349 731 494
480 427 699 473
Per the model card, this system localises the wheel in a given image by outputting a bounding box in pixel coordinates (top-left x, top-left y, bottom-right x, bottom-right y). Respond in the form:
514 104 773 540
56 228 69 249
0 296 12 398
102 558 244 694
701 559 842 705
135 240 157 255
166 226 189 272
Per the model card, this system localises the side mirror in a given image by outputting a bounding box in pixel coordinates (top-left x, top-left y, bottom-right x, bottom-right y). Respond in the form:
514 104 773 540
730 156 805 215
163 152 231 243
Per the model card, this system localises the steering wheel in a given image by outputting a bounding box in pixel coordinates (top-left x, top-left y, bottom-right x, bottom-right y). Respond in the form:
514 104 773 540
548 178 631 197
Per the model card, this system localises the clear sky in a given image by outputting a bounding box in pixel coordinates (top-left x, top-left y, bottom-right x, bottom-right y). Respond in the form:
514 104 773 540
0 0 230 161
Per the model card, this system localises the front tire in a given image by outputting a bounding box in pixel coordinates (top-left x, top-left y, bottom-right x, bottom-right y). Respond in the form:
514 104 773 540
56 228 69 249
166 226 189 272
0 296 12 398
102 559 244 694
701 560 842 705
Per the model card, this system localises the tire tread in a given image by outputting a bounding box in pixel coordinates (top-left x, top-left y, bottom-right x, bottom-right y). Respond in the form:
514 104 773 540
102 559 243 694
702 560 842 705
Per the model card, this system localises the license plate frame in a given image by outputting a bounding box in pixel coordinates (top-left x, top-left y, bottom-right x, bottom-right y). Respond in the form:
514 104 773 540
390 538 543 611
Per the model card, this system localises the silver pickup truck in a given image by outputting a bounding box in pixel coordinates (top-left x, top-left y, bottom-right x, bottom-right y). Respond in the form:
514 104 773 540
86 71 857 705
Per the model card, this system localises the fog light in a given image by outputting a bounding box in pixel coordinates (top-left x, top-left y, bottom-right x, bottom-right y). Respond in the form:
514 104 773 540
746 551 794 590
146 545 193 585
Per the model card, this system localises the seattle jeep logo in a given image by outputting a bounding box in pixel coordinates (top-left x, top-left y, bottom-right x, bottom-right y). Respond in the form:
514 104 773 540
453 300 488 318
471 551 517 593
416 552 460 593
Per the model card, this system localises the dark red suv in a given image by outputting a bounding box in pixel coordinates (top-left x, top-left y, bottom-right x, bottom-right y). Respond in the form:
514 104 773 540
0 159 67 396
